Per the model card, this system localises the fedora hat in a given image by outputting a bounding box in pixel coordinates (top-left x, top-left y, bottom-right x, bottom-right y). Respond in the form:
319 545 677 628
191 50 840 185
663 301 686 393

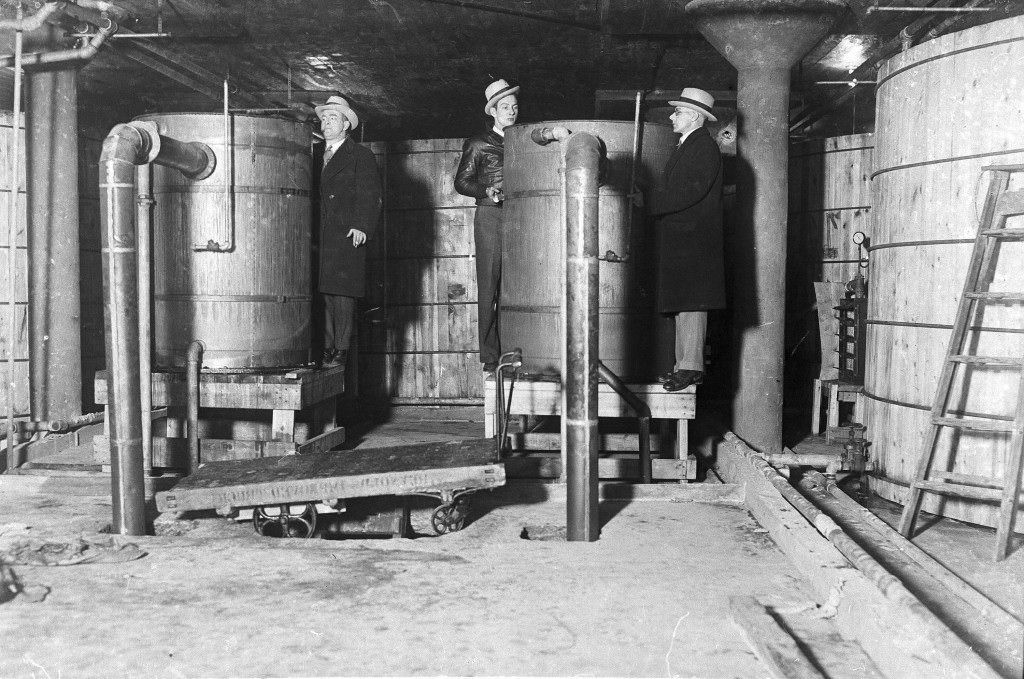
668 87 717 123
315 95 359 129
484 78 520 114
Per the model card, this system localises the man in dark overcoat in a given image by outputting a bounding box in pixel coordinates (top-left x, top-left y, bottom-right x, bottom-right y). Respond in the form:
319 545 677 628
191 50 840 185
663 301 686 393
315 95 382 367
643 87 724 391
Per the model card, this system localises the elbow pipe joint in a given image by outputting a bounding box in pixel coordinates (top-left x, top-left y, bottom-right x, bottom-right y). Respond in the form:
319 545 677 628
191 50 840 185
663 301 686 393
531 126 571 146
106 121 216 179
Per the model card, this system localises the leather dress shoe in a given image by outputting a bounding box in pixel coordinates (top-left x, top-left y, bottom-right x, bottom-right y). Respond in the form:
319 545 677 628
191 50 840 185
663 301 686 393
662 369 703 392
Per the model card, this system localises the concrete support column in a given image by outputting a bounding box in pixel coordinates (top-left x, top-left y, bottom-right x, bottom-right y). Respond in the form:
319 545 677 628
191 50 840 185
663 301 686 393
732 65 790 454
26 25 82 421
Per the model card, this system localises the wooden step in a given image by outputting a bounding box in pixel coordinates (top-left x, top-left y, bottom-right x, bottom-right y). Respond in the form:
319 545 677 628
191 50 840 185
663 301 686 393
931 417 1014 433
965 292 1024 302
981 227 1024 239
932 471 1003 489
913 479 1005 502
948 355 1024 367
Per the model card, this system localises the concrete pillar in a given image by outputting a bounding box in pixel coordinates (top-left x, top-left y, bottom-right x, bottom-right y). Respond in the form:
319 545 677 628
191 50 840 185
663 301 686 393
26 25 82 421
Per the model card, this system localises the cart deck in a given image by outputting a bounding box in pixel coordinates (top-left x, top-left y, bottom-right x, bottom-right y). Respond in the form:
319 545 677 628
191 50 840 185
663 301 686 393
155 438 505 516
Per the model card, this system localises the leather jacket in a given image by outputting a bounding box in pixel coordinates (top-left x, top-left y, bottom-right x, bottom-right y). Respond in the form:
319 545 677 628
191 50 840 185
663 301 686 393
455 129 504 206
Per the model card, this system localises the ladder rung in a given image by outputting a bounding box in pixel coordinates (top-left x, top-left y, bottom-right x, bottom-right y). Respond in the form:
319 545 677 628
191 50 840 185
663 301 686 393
931 417 1015 433
932 471 1003 489
980 228 1024 239
964 292 1024 302
948 355 1024 367
914 479 1005 502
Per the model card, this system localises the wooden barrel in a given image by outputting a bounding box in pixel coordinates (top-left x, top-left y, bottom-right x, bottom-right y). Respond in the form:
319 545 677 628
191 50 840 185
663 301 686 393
361 139 481 401
788 135 873 382
503 121 676 380
866 16 1024 528
139 114 312 370
0 111 28 418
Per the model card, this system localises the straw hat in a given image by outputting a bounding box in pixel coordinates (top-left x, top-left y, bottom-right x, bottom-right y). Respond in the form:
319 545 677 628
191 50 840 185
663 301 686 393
315 95 359 129
668 87 717 122
484 78 520 114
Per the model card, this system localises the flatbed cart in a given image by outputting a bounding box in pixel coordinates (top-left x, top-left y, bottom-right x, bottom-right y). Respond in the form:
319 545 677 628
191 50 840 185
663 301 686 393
154 438 505 538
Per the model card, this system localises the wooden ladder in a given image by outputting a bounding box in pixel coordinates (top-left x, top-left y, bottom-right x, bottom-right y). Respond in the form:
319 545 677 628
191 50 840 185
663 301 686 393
898 164 1024 562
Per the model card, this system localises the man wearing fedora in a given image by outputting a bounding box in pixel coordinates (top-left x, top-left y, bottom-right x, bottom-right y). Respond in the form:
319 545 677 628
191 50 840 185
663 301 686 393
640 87 724 392
315 95 382 368
454 78 519 372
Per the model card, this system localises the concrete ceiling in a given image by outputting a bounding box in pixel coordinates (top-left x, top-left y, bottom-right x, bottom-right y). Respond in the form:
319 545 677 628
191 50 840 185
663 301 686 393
1 0 1018 140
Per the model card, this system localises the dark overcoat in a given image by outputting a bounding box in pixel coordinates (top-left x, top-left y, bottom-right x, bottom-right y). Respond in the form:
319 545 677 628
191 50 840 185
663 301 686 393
647 126 725 313
318 138 382 297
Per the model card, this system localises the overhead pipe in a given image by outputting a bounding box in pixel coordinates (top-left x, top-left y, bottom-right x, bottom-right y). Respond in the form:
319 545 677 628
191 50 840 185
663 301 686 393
685 0 844 455
27 23 83 426
0 1 65 31
597 361 652 483
0 16 117 68
534 124 603 541
100 121 215 535
5 0 25 468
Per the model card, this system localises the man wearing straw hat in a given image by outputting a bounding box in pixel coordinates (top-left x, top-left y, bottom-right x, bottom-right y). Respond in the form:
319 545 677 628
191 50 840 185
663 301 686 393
455 78 519 372
638 87 724 392
315 94 382 368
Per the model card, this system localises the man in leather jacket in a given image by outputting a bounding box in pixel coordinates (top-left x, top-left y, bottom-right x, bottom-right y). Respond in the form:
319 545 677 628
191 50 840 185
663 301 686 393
454 78 519 372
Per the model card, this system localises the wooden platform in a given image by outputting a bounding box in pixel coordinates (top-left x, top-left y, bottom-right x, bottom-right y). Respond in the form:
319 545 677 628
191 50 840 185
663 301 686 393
94 366 347 468
155 438 505 513
484 374 697 481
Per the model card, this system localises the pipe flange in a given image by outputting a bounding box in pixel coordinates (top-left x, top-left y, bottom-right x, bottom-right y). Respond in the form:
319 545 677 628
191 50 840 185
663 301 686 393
128 120 161 163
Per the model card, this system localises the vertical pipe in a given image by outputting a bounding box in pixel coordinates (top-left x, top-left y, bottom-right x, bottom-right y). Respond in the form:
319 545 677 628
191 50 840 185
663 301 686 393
563 133 601 542
27 23 83 424
136 164 152 473
5 1 23 466
100 126 145 535
186 339 203 473
732 66 790 455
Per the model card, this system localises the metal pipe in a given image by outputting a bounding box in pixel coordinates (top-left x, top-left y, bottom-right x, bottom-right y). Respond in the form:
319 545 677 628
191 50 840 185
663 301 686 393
220 77 234 251
531 126 571 145
27 23 82 426
597 361 652 483
0 1 65 31
136 165 153 473
563 132 602 542
723 432 1001 679
0 410 104 438
99 121 216 534
819 475 1024 630
5 1 24 468
186 340 203 474
867 4 994 12
686 0 844 455
0 17 117 67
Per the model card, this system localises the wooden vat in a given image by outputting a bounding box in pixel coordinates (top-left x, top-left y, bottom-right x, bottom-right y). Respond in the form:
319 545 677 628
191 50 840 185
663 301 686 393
866 16 1024 528
502 120 676 380
361 139 481 401
0 111 28 418
139 114 312 370
788 135 874 382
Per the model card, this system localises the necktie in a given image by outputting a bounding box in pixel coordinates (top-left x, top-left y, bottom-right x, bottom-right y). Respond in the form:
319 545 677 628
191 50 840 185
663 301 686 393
323 144 336 169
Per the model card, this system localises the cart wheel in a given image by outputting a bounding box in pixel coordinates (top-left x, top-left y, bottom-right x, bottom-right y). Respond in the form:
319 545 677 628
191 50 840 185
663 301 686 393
253 503 318 538
430 498 468 535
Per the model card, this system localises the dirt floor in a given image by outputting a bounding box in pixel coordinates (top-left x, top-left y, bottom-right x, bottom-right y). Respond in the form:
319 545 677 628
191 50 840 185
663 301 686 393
2 407 1022 678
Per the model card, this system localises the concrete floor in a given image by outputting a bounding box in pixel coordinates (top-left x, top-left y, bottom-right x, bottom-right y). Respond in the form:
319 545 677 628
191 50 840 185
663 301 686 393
2 406 1021 677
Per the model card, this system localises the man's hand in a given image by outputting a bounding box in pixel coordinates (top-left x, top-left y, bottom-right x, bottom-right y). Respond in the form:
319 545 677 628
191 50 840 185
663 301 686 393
485 186 504 204
347 228 367 247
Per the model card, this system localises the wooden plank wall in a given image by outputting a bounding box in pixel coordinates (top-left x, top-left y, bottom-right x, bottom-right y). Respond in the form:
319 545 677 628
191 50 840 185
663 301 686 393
0 111 28 419
361 139 481 402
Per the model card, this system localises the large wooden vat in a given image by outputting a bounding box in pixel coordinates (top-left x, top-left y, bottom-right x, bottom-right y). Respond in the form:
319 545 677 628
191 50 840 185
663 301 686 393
866 16 1024 528
502 120 676 379
788 135 874 382
139 114 312 370
361 139 481 401
0 111 28 418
